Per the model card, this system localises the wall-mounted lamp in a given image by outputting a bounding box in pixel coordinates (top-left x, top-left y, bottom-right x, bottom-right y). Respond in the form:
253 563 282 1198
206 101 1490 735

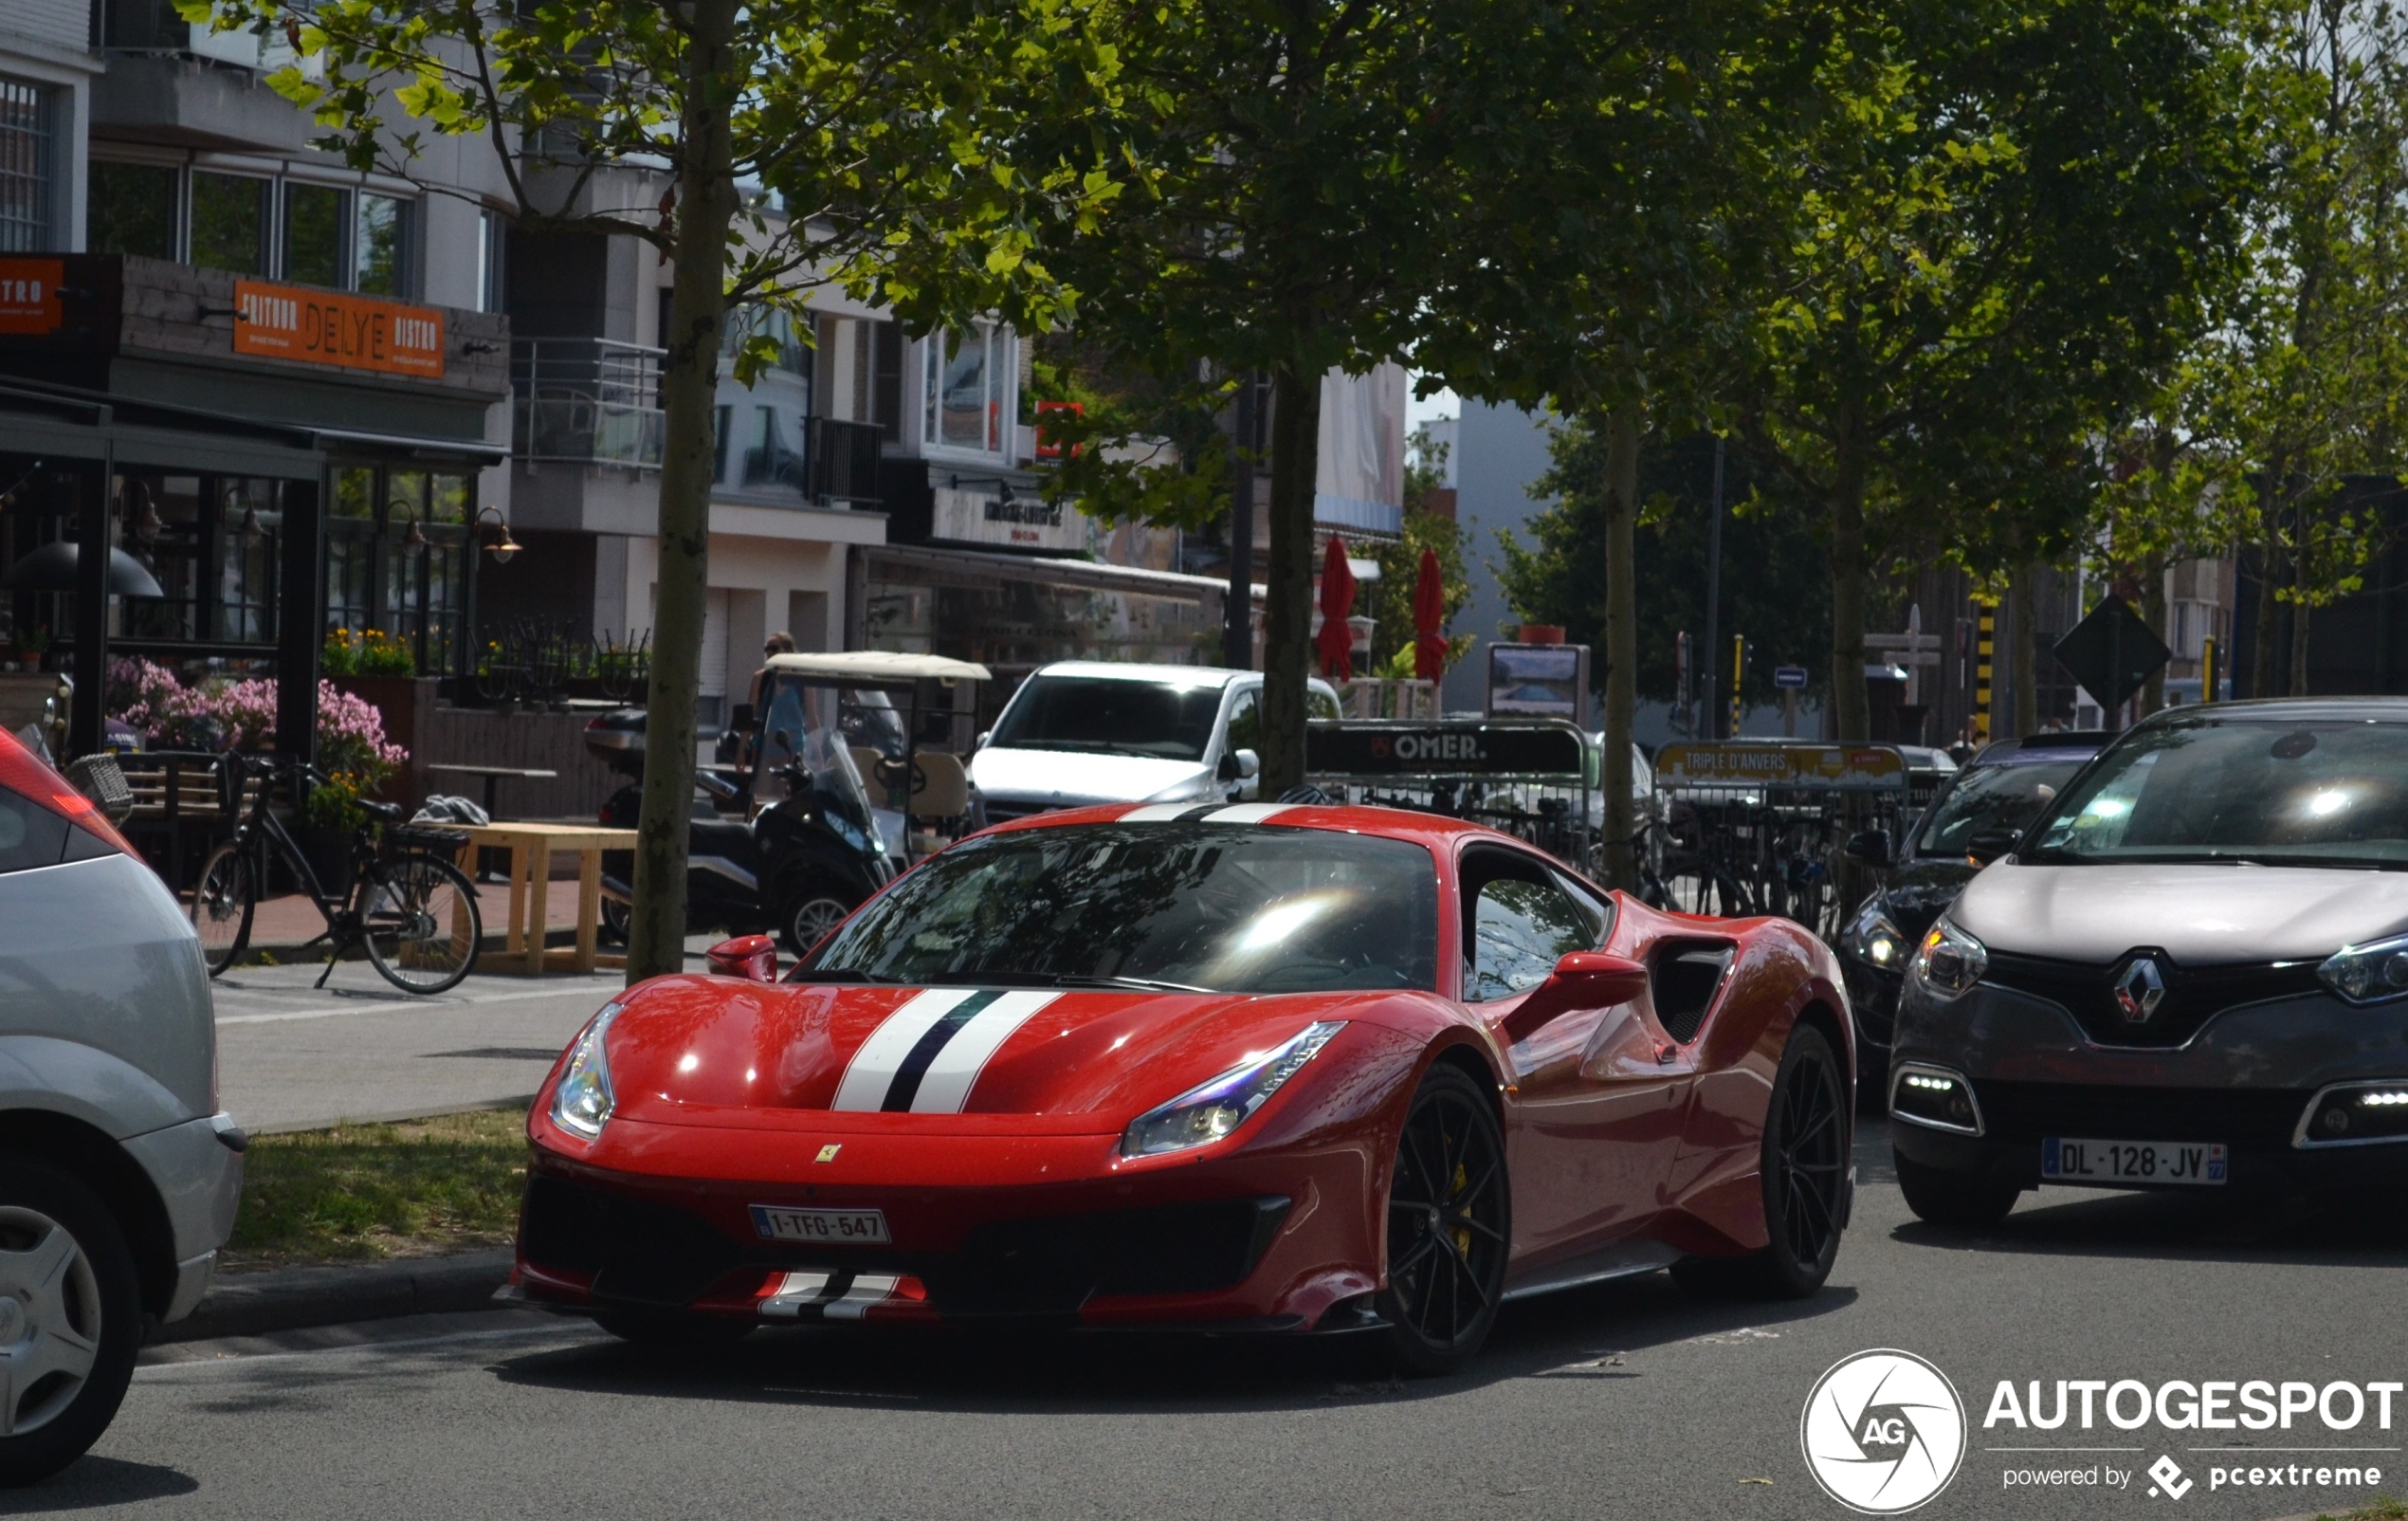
391 500 429 550
477 505 521 564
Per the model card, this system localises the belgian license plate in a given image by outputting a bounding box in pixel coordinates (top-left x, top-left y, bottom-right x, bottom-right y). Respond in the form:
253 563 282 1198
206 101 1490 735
749 1205 890 1244
2043 1137 2227 1185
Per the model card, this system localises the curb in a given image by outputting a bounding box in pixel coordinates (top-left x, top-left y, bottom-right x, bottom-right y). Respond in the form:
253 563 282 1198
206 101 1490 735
156 1249 518 1345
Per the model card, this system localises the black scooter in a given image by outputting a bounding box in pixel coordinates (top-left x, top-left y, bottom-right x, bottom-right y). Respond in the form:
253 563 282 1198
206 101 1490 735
585 707 892 951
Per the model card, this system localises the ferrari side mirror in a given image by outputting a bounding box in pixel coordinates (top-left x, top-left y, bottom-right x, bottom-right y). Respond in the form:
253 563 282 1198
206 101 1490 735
1500 951 1650 1043
705 933 779 983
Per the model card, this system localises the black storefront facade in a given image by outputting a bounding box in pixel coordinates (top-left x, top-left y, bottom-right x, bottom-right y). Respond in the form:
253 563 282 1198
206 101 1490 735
0 253 506 761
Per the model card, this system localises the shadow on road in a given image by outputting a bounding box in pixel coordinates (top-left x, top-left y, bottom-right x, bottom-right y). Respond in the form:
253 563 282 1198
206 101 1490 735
1888 1187 2408 1267
486 1277 1859 1416
6 1457 199 1512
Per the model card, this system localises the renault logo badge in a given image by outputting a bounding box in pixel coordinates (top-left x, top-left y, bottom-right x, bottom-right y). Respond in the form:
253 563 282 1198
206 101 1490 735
2114 956 2166 1022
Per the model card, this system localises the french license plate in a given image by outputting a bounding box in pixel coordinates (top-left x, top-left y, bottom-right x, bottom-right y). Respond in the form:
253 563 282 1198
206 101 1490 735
749 1205 890 1244
2043 1137 2227 1185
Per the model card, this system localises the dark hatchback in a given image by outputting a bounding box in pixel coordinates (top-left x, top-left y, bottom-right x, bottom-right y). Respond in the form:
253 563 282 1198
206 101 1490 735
1837 732 2107 1086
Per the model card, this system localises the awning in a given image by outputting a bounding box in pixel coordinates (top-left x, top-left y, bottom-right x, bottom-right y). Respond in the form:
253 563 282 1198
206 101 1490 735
867 541 1229 600
0 376 503 473
767 650 993 684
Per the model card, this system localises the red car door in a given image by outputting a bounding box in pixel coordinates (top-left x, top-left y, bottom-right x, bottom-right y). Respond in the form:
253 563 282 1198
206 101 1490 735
1458 846 1690 1268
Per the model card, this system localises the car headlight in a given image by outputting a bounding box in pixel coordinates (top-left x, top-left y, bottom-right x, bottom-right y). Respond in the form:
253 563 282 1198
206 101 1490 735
1906 918 1987 1001
552 1002 623 1139
1121 1021 1344 1157
1843 904 1909 972
2318 933 2408 1004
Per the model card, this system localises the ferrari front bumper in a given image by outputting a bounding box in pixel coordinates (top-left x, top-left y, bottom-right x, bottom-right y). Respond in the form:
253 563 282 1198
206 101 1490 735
514 1118 1382 1331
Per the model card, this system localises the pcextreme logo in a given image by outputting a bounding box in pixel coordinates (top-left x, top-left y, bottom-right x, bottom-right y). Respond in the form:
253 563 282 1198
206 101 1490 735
1802 1349 1970 1514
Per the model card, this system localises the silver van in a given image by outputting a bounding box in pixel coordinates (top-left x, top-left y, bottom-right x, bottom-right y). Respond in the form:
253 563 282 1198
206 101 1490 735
0 730 243 1485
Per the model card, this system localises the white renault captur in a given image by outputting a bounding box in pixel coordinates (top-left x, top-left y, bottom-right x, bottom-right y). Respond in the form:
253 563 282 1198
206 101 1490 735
0 729 243 1486
968 663 1342 822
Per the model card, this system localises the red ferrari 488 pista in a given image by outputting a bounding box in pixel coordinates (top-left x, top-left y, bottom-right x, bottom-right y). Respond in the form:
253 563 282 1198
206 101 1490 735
514 801 1853 1371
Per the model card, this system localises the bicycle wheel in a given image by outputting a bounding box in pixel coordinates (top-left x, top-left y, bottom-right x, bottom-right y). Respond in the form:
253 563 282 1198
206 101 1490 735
187 842 255 977
361 852 482 995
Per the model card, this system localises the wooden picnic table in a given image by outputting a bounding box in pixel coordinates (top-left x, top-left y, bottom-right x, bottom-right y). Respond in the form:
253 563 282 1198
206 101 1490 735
426 762 559 818
455 823 636 975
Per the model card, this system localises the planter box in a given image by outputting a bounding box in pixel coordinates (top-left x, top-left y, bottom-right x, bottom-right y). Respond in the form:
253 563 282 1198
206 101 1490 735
330 674 440 811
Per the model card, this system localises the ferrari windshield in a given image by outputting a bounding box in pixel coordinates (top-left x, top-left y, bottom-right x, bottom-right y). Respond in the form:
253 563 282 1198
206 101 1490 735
2026 720 2408 868
988 676 1226 761
804 823 1439 992
1913 760 2086 858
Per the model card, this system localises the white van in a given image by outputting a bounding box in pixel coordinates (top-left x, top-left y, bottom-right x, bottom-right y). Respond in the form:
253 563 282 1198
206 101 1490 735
970 663 1343 822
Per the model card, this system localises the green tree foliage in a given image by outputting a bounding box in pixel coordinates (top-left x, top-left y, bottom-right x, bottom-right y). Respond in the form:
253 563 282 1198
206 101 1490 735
191 0 1123 977
1501 423 1830 712
1725 0 2255 739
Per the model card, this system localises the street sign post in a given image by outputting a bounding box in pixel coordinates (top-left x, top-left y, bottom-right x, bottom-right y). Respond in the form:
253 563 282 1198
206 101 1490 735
1774 665 1808 737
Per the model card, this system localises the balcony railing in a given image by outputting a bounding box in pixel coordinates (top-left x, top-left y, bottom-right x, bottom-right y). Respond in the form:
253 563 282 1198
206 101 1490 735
739 416 884 506
511 339 666 468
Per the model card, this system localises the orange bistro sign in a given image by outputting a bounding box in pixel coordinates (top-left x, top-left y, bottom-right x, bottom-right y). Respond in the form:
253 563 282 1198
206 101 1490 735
0 258 64 336
233 280 446 379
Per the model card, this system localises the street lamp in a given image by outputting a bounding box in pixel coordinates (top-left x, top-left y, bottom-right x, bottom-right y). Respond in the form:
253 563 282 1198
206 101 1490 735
477 505 521 564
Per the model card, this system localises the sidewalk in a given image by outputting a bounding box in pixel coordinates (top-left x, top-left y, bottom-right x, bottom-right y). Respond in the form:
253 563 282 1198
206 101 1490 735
210 933 724 1131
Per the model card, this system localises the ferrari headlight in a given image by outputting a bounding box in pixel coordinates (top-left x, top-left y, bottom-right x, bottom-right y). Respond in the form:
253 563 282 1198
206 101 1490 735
552 1002 623 1139
1906 918 1988 1002
1842 904 1909 972
2318 933 2408 1004
1121 1021 1345 1158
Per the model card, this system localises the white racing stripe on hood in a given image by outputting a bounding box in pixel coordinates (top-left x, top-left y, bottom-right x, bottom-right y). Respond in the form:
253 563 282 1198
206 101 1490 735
1119 802 1195 821
830 988 979 1111
907 991 1060 1113
1202 803 1295 824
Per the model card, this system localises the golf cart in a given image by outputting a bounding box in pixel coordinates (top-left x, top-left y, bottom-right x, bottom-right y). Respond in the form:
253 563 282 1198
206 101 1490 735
585 650 989 950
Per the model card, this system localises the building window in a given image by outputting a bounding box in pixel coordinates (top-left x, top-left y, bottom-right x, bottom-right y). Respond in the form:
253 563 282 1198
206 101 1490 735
88 160 421 294
282 182 346 286
0 79 53 252
712 405 731 482
922 325 1010 455
326 465 472 677
354 192 410 294
89 161 178 260
189 172 271 275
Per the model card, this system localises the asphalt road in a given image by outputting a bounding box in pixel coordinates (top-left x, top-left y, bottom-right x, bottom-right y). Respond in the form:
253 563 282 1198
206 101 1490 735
21 1122 2408 1521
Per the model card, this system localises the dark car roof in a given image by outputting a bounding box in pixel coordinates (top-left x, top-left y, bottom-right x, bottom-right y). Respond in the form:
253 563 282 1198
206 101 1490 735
1969 731 2109 767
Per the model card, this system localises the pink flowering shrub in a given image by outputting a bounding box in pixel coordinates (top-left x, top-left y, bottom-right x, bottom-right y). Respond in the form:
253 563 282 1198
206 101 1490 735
106 662 406 787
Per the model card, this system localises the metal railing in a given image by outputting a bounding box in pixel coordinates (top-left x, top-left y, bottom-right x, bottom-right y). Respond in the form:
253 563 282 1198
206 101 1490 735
739 416 883 506
511 339 666 468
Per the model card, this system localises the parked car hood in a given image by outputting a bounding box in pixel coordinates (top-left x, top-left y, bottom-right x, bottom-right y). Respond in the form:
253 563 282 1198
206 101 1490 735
1951 858 2408 964
968 745 1214 806
1879 856 1980 943
593 975 1418 1130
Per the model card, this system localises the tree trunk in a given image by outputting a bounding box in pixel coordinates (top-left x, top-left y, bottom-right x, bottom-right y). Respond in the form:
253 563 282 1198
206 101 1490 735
2012 562 2040 738
2251 490 2282 700
2289 599 2311 696
1257 363 1321 798
1597 410 1639 892
1825 431 1870 742
627 0 739 985
2140 569 2167 717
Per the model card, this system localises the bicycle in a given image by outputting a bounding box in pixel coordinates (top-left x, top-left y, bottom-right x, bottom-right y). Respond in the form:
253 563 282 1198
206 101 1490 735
186 755 483 994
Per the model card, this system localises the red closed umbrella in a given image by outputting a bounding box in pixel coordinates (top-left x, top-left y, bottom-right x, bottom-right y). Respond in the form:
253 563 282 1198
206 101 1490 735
1413 546 1447 683
1316 537 1358 679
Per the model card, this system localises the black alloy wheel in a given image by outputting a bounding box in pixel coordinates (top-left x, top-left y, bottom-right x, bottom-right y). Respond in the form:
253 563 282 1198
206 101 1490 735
1673 1022 1849 1299
1377 1062 1510 1375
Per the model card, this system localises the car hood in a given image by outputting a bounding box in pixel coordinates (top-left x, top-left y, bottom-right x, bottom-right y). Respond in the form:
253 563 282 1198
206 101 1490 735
968 746 1213 807
594 976 1413 1130
1880 857 1980 942
1952 858 2408 964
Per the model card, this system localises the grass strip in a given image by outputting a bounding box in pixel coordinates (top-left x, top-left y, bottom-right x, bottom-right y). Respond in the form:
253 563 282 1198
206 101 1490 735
224 1107 529 1268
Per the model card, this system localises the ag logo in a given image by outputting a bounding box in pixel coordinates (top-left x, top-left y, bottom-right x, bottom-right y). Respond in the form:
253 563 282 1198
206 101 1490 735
1800 1348 1967 1514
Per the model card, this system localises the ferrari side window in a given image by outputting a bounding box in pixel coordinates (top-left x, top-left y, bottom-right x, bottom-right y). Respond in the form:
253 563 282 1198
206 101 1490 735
1468 876 1591 1002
